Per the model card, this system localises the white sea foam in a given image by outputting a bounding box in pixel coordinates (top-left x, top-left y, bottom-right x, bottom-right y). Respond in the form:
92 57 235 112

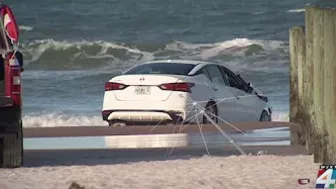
23 112 106 127
19 25 34 31
287 9 305 13
272 111 289 122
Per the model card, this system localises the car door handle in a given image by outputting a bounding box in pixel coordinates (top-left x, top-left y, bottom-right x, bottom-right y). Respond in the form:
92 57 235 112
236 96 240 100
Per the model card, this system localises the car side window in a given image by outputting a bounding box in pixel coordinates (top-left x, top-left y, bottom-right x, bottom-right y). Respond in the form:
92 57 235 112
194 68 212 81
206 65 228 86
221 67 246 92
218 67 230 86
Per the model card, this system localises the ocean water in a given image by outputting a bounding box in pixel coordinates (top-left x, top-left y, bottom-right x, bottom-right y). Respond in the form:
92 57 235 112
8 0 333 127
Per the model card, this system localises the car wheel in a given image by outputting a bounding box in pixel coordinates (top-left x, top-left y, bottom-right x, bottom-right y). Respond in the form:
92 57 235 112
202 102 218 124
0 123 23 168
259 110 271 121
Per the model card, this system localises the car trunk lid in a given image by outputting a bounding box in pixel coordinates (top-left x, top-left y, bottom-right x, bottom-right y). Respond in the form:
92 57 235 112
109 74 186 101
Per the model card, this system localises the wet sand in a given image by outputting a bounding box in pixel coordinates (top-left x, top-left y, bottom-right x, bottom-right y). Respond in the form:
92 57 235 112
23 121 298 137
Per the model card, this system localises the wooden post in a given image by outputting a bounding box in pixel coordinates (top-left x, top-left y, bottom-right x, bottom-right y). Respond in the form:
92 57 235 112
323 8 336 164
289 26 305 145
312 7 325 163
289 27 299 123
292 6 336 163
303 6 316 154
297 31 306 146
329 8 336 163
296 28 306 146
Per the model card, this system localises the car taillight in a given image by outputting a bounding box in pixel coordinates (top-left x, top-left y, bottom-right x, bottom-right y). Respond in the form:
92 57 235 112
105 82 128 91
159 82 195 93
5 56 22 106
11 66 21 105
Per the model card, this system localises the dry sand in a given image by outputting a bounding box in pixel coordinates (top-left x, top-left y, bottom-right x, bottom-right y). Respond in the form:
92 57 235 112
0 155 318 189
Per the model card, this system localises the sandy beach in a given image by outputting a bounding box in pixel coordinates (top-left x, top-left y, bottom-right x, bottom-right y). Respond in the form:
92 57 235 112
0 148 318 189
1 123 315 189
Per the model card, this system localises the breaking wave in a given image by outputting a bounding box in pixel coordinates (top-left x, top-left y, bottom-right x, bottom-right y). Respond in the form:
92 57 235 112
22 111 289 128
20 38 288 72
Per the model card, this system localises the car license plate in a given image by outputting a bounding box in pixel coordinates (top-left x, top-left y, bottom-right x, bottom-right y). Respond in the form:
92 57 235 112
134 86 150 95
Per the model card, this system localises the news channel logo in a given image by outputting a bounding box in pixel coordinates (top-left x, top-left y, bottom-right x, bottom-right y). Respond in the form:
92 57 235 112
315 165 336 189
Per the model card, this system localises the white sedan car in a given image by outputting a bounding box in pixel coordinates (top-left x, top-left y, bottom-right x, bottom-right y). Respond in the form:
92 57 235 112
102 60 272 126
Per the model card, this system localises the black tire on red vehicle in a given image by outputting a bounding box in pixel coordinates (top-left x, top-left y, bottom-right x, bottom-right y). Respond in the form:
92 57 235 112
0 122 23 168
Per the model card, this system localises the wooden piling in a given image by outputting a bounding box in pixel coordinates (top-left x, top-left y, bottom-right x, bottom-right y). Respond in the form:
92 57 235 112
303 6 316 154
289 27 300 123
290 5 336 163
312 7 325 163
289 26 305 145
297 31 306 147
329 9 336 163
296 32 306 120
323 8 336 164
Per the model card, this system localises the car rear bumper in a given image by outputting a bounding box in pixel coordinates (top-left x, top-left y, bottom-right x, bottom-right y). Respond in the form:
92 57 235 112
102 109 187 123
102 91 205 124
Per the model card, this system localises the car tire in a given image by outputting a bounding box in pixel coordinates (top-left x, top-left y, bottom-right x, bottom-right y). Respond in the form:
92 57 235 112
202 102 219 124
259 110 271 122
0 123 23 168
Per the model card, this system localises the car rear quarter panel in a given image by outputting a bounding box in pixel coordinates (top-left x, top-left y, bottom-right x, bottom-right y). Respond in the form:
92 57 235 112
187 75 214 110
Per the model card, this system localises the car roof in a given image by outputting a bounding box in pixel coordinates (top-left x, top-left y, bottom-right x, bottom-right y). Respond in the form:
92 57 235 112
140 59 217 66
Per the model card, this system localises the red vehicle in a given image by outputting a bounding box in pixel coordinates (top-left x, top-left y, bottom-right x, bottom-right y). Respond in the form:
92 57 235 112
0 4 23 168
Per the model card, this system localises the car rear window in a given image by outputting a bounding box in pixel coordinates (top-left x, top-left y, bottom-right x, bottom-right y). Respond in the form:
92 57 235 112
123 63 196 76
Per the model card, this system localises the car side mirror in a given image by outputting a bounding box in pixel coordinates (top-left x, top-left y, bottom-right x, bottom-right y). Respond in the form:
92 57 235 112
18 59 23 72
15 51 24 72
247 83 254 93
